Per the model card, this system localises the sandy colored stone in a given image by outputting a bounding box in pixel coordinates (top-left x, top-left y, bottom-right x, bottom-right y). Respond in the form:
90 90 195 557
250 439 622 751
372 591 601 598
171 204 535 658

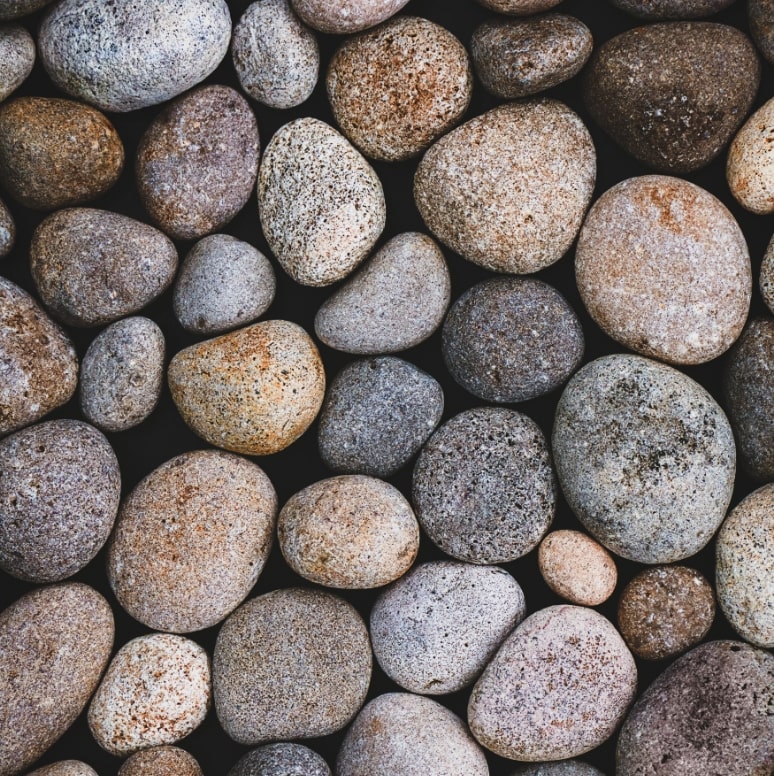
761 234 774 313
0 0 53 19
28 762 98 776
167 320 325 456
474 0 561 13
751 0 774 63
0 197 12 257
290 0 410 33
118 747 202 776
610 0 734 16
414 100 595 275
576 175 751 365
0 24 34 102
511 764 604 776
728 97 774 214
228 744 331 776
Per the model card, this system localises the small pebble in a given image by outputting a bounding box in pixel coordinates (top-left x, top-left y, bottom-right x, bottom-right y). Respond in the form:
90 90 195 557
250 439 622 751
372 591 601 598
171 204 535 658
327 16 472 161
760 235 774 312
0 0 53 19
0 24 34 102
213 588 372 744
314 232 450 355
414 100 596 274
290 0 410 33
370 561 526 695
511 764 605 776
0 196 13 257
28 763 98 776
468 605 637 761
88 633 210 756
257 117 385 286
412 407 555 564
278 474 419 589
118 747 202 776
228 744 331 776
317 357 444 477
728 96 774 214
173 235 276 335
442 277 584 403
474 0 562 13
232 0 319 110
167 320 325 456
609 0 735 17
751 0 774 63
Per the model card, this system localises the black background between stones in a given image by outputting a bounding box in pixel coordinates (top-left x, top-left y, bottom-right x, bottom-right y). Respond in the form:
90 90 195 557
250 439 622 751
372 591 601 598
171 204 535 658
0 0 770 774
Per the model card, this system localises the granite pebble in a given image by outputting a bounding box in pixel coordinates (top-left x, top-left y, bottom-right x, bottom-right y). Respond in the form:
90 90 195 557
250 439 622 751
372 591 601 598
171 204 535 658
729 93 774 214
474 0 562 13
0 197 12 257
0 0 52 19
228 744 331 776
761 234 774 313
290 0 410 33
118 748 202 776
511 764 604 776
750 0 774 63
0 24 34 102
609 0 734 17
28 763 98 776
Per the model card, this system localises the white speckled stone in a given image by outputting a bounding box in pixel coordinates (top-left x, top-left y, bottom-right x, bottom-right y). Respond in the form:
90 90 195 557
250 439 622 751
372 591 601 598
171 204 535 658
0 197 13 257
728 97 774 214
28 762 98 776
511 763 604 776
290 0 410 33
0 24 34 102
228 744 331 776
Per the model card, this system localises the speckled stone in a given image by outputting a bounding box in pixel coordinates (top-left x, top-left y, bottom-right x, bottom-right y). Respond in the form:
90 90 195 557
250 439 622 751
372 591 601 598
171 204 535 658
442 277 584 403
414 100 596 275
728 97 774 214
28 763 98 776
471 15 592 100
228 744 331 776
108 449 277 633
337 693 489 776
0 419 120 582
616 641 774 775
716 484 774 648
173 235 276 335
315 232 450 354
258 117 385 287
136 86 260 241
0 0 53 19
88 633 210 756
511 763 605 776
0 197 12 257
618 565 715 660
0 24 34 102
750 0 774 63
290 0 410 33
0 97 123 210
0 278 77 436
30 208 177 328
213 588 372 744
538 530 617 606
413 407 555 564
327 16 471 162
278 475 419 589
317 357 444 477
576 176 751 365
370 561 526 695
553 355 735 564
0 583 114 776
167 320 325 456
583 23 760 173
39 0 231 112
469 605 637 761
609 0 734 17
474 0 562 13
232 0 319 110
79 317 165 433
761 235 774 312
118 747 202 776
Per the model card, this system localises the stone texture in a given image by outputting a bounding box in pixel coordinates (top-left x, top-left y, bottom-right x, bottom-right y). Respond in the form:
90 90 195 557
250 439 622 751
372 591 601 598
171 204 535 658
474 0 561 13
0 24 34 102
610 0 734 16
28 763 98 776
228 744 331 776
118 748 202 776
0 197 12 257
511 764 604 776
0 0 53 19
727 97 774 214
290 0 410 33
750 0 774 64
761 235 774 313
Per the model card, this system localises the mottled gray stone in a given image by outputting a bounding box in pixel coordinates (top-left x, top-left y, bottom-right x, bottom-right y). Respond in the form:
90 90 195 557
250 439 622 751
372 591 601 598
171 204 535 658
228 744 331 776
511 764 605 776
0 0 53 20
0 197 13 257
290 0 410 34
610 0 734 16
751 0 774 64
0 24 34 102
28 764 98 776
760 233 774 313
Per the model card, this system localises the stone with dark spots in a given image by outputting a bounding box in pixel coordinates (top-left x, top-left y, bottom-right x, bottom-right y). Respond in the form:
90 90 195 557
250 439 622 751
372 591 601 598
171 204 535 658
761 234 774 313
28 763 98 776
750 0 774 64
290 0 410 34
0 24 34 102
727 97 774 214
118 747 203 776
609 0 735 18
228 743 331 776
0 197 13 257
474 0 561 13
511 763 605 776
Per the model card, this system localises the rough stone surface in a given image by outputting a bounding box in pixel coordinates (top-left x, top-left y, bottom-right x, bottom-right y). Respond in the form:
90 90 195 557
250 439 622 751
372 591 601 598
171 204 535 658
228 744 331 776
108 449 277 633
0 0 53 19
0 197 12 257
370 561 526 695
290 0 410 33
760 234 774 313
468 605 637 761
727 97 774 214
414 100 596 274
474 0 562 13
511 764 604 776
553 354 736 564
317 357 444 477
610 0 734 16
750 0 774 64
118 747 202 776
0 24 34 102
28 763 98 776
576 175 751 365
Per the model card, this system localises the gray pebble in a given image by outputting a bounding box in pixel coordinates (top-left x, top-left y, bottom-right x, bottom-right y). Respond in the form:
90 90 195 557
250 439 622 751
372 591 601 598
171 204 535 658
290 0 410 34
370 560 526 695
0 1 53 20
314 232 450 355
553 354 736 564
610 0 734 16
79 317 165 432
412 407 555 564
318 357 444 477
761 233 774 312
173 235 276 335
511 764 604 776
228 744 331 776
0 24 34 102
28 763 98 776
0 196 13 257
0 419 120 582
750 0 774 64
118 747 202 776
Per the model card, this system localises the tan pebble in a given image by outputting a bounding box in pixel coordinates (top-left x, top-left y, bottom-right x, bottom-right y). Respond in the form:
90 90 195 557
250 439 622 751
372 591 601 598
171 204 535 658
290 0 410 34
118 747 202 776
27 762 98 776
727 96 774 214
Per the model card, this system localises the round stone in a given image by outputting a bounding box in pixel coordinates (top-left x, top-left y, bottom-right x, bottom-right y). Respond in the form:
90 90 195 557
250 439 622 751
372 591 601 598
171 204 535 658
0 196 13 257
327 16 471 161
317 357 444 477
609 0 735 16
442 277 584 403
119 747 202 776
727 97 774 214
0 0 53 19
414 99 596 274
290 0 410 33
750 0 774 63
412 407 556 564
213 588 372 744
468 605 637 761
370 561 526 695
553 354 736 564
0 24 34 102
108 449 277 633
228 744 331 776
576 175 751 365
760 234 774 313
474 0 562 13
28 763 98 776
511 764 605 776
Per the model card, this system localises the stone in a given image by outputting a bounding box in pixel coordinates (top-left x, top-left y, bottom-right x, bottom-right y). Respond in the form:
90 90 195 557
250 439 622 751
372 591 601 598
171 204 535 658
727 97 774 214
136 85 260 241
442 277 584 403
0 583 114 776
0 97 123 210
317 357 444 477
370 561 526 695
167 320 325 456
30 208 178 328
468 605 637 761
39 0 231 112
0 0 53 19
474 0 561 13
511 764 605 776
761 235 774 313
228 744 331 776
290 0 410 33
414 100 595 274
0 24 34 102
257 117 385 287
213 588 371 744
327 16 472 161
609 0 735 16
314 232 450 355
278 474 419 588
750 0 774 63
553 354 736 564
412 407 555 564
28 763 98 776
118 748 202 776
576 175 751 365
0 197 13 257
0 419 120 582
108 449 277 633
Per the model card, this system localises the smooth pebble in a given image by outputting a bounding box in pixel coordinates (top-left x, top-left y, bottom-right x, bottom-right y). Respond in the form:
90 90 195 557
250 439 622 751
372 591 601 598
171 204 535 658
28 763 98 776
118 748 202 776
511 764 605 776
0 197 12 257
0 24 34 102
290 0 410 33
609 0 735 16
728 96 774 214
228 744 331 776
474 0 562 13
750 0 774 63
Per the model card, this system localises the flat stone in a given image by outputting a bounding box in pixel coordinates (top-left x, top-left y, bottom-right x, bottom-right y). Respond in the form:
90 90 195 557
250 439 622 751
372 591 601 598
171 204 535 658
290 0 410 33
228 744 331 776
0 24 34 102
118 747 202 776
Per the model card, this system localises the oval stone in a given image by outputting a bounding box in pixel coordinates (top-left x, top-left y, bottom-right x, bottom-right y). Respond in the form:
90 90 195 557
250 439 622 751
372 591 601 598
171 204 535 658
609 0 735 17
290 0 410 33
119 748 202 776
0 24 34 102
228 744 331 776
28 763 98 776
0 197 13 257
728 97 774 214
750 0 774 64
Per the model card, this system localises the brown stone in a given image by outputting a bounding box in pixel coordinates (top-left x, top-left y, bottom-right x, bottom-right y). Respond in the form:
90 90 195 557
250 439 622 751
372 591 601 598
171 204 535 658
119 747 202 776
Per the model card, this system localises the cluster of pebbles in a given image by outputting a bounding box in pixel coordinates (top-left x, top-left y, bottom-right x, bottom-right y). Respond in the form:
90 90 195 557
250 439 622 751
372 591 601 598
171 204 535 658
0 0 773 775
